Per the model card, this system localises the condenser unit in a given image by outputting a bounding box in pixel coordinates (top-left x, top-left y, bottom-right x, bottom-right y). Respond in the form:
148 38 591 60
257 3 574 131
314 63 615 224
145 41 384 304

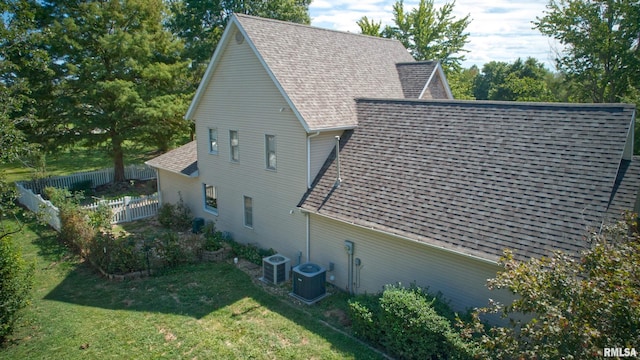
261 254 290 284
290 262 327 305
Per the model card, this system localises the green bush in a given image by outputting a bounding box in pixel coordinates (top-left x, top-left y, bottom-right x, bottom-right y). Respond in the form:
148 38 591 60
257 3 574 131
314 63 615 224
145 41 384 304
68 179 93 196
348 284 476 360
226 237 275 265
59 208 95 258
157 194 192 231
157 203 176 229
0 236 35 342
89 232 146 274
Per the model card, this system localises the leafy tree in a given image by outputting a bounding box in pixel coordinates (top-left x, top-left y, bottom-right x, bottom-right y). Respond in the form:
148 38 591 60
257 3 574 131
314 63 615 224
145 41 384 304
474 58 555 101
357 0 471 72
447 65 478 100
463 215 640 359
44 0 191 181
356 16 382 37
534 0 640 104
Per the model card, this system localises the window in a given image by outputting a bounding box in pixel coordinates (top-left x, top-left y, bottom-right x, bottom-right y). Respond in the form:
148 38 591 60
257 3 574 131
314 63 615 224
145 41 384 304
229 130 239 162
265 134 276 170
203 183 218 214
243 196 253 228
208 128 218 154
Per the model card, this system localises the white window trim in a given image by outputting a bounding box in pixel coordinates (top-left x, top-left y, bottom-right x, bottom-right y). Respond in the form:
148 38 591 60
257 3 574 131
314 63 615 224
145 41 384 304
229 130 239 163
208 128 218 155
265 134 276 171
203 183 218 215
243 195 253 229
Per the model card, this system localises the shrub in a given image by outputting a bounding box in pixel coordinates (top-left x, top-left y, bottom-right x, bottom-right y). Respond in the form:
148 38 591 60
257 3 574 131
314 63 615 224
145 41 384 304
0 236 35 342
59 208 95 257
89 231 145 274
157 193 192 231
348 284 476 360
157 232 186 267
227 237 275 265
68 179 93 196
157 203 176 229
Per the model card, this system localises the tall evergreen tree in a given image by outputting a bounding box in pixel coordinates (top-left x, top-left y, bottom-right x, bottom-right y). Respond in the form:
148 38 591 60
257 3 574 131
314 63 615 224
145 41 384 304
45 0 191 181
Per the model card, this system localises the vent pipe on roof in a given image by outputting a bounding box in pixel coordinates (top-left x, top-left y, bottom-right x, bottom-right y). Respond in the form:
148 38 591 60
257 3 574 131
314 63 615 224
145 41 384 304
334 136 342 188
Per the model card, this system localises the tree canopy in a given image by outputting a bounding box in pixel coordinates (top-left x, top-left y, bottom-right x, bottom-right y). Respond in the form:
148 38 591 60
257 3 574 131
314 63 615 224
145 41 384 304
474 58 556 102
464 215 640 359
535 0 640 104
357 0 471 72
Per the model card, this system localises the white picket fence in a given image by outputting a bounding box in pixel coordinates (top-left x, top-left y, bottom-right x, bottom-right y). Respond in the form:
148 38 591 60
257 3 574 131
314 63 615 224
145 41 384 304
16 182 62 231
83 194 159 224
19 164 157 194
15 164 159 230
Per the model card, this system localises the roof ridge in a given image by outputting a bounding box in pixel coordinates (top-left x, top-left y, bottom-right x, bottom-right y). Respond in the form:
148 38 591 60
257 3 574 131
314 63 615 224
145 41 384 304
356 97 637 110
234 13 404 44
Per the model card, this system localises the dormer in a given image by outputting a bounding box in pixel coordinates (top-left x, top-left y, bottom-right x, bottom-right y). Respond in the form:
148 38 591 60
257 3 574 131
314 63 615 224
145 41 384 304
396 61 453 100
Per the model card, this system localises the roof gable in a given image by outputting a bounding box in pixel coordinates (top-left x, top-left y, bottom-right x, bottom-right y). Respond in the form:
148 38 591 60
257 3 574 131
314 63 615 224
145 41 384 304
300 99 636 262
186 14 416 132
396 61 453 99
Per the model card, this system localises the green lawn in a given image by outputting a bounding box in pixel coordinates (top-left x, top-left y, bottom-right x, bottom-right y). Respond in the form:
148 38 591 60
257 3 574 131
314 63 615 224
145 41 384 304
0 143 158 183
1 218 382 359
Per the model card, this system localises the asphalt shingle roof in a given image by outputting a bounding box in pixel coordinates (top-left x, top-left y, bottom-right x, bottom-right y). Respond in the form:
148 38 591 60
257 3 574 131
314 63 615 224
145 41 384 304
396 61 438 98
235 14 416 130
606 156 640 220
300 99 636 262
145 141 198 176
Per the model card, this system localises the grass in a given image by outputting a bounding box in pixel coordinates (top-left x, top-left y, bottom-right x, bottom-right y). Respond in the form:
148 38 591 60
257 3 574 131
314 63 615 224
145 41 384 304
0 143 159 183
1 216 381 359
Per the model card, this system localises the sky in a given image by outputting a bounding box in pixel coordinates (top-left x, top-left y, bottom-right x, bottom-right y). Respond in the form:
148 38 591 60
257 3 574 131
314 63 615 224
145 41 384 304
309 0 561 70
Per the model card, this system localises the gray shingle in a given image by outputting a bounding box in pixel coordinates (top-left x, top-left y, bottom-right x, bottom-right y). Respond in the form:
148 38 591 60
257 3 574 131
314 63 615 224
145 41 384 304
235 14 415 130
396 61 437 98
145 141 197 176
300 99 636 262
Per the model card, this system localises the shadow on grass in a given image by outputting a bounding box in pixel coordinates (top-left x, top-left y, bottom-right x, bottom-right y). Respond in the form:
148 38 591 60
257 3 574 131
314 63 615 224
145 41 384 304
42 261 380 358
44 261 246 319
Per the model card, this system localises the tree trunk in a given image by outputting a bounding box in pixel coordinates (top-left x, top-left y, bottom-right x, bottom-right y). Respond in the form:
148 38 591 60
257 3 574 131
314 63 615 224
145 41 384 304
112 136 125 183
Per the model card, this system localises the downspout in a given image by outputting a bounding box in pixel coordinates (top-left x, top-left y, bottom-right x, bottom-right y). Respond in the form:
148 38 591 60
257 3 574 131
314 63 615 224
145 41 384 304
305 212 310 262
305 131 320 263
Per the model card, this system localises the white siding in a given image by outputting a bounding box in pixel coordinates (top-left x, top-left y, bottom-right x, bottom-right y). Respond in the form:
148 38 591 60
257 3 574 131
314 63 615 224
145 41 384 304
191 26 308 261
156 170 201 216
309 130 343 185
308 213 511 313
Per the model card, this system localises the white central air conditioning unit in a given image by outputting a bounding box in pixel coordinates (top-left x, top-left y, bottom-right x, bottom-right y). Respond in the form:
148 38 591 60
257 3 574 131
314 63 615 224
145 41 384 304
261 254 291 284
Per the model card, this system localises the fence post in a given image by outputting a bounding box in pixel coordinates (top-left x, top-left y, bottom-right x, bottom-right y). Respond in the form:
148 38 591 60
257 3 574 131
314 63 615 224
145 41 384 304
124 196 132 222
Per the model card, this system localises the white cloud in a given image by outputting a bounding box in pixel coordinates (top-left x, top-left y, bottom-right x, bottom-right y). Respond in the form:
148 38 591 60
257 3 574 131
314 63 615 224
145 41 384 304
309 0 559 69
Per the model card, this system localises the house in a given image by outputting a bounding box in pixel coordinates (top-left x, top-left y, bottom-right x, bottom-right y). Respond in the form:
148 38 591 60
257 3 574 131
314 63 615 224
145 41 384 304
146 14 639 312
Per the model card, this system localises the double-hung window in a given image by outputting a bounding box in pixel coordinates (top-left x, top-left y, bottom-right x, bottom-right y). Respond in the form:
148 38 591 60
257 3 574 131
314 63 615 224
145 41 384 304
243 196 253 228
229 130 239 162
265 135 276 170
208 128 218 154
203 183 218 214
